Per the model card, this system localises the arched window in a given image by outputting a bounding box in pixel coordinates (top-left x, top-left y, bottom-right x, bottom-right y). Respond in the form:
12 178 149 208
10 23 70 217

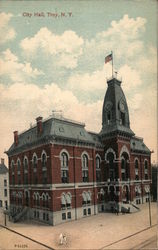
135 159 139 180
41 151 47 184
32 154 38 184
144 160 148 180
17 159 21 172
107 152 116 181
82 191 91 206
96 156 101 182
61 192 72 210
11 160 15 185
33 154 37 169
41 152 47 169
23 157 29 185
61 152 69 183
121 152 129 181
17 159 21 185
11 160 15 173
82 154 89 182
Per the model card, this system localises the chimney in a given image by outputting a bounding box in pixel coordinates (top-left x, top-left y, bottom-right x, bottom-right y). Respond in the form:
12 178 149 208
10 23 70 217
36 116 43 135
14 131 18 146
1 158 4 165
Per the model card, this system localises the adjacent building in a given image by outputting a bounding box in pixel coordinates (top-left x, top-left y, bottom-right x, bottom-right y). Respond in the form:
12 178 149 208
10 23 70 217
0 158 9 210
6 77 151 225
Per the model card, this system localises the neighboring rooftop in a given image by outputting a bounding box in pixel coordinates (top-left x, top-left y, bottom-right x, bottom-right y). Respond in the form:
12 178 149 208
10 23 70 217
0 158 8 174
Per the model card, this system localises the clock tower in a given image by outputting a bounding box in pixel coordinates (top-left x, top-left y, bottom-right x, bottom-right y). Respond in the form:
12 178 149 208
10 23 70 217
100 77 134 138
100 77 135 205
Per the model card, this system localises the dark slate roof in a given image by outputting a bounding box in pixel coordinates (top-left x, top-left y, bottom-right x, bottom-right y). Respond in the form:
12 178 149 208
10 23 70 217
100 123 134 137
130 136 150 154
6 116 99 155
0 164 8 174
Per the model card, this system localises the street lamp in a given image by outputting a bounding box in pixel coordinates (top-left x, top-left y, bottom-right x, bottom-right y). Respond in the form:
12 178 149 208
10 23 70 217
148 191 152 227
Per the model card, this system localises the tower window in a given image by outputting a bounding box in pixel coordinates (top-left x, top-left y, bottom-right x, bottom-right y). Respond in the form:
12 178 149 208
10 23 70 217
120 112 125 125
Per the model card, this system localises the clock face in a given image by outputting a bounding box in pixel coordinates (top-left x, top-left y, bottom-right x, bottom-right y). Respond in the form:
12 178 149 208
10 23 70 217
119 101 125 112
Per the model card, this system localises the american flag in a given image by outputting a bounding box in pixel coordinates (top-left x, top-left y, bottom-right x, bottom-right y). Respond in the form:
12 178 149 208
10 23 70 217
105 53 112 64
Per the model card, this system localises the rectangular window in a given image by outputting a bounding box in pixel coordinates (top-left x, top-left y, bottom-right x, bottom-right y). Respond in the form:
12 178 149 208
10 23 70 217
83 208 87 216
67 212 71 219
88 208 91 215
4 189 7 197
62 213 66 220
0 200 2 207
61 170 69 183
46 213 49 221
43 213 45 220
4 180 7 186
37 211 39 218
34 210 36 218
82 170 89 182
5 201 8 210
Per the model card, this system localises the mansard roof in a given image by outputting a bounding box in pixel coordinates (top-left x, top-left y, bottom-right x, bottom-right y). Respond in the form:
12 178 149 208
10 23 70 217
6 116 102 155
130 136 150 154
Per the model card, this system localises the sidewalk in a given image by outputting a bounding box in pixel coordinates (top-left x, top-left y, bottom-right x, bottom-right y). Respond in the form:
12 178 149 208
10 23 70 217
0 203 157 249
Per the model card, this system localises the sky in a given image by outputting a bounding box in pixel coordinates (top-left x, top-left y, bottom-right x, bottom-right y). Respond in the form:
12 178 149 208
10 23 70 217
0 0 157 164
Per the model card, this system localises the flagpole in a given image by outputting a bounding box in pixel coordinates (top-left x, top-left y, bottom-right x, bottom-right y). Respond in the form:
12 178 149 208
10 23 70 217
111 51 113 77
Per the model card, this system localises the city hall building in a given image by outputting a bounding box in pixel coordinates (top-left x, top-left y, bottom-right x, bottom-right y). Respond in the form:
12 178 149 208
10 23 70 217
6 77 151 225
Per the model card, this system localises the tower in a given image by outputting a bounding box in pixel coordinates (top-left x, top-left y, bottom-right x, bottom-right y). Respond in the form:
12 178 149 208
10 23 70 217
100 77 134 204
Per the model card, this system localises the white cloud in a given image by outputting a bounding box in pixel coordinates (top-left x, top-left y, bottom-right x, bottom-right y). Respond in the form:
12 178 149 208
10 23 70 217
20 28 84 69
85 14 146 60
0 12 16 44
0 82 102 164
0 49 43 82
118 65 142 91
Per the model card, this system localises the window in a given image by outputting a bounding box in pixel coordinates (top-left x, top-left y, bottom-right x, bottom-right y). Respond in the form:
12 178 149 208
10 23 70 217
0 200 2 207
4 180 7 187
120 112 125 125
61 193 71 210
42 152 47 169
107 152 116 181
144 160 148 180
82 154 89 182
67 212 71 219
107 111 111 124
17 159 21 172
96 157 101 182
41 152 47 184
24 157 28 184
62 213 66 220
121 153 129 181
83 209 87 216
11 160 15 173
32 155 37 170
4 189 7 197
82 191 91 206
61 152 69 183
135 159 139 180
88 208 91 215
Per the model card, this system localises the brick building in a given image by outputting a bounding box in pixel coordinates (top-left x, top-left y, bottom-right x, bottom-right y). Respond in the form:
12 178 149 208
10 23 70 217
0 159 9 210
6 77 151 225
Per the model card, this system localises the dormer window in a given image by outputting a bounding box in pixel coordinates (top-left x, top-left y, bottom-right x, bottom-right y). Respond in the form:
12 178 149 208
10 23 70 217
120 112 125 126
107 111 111 124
